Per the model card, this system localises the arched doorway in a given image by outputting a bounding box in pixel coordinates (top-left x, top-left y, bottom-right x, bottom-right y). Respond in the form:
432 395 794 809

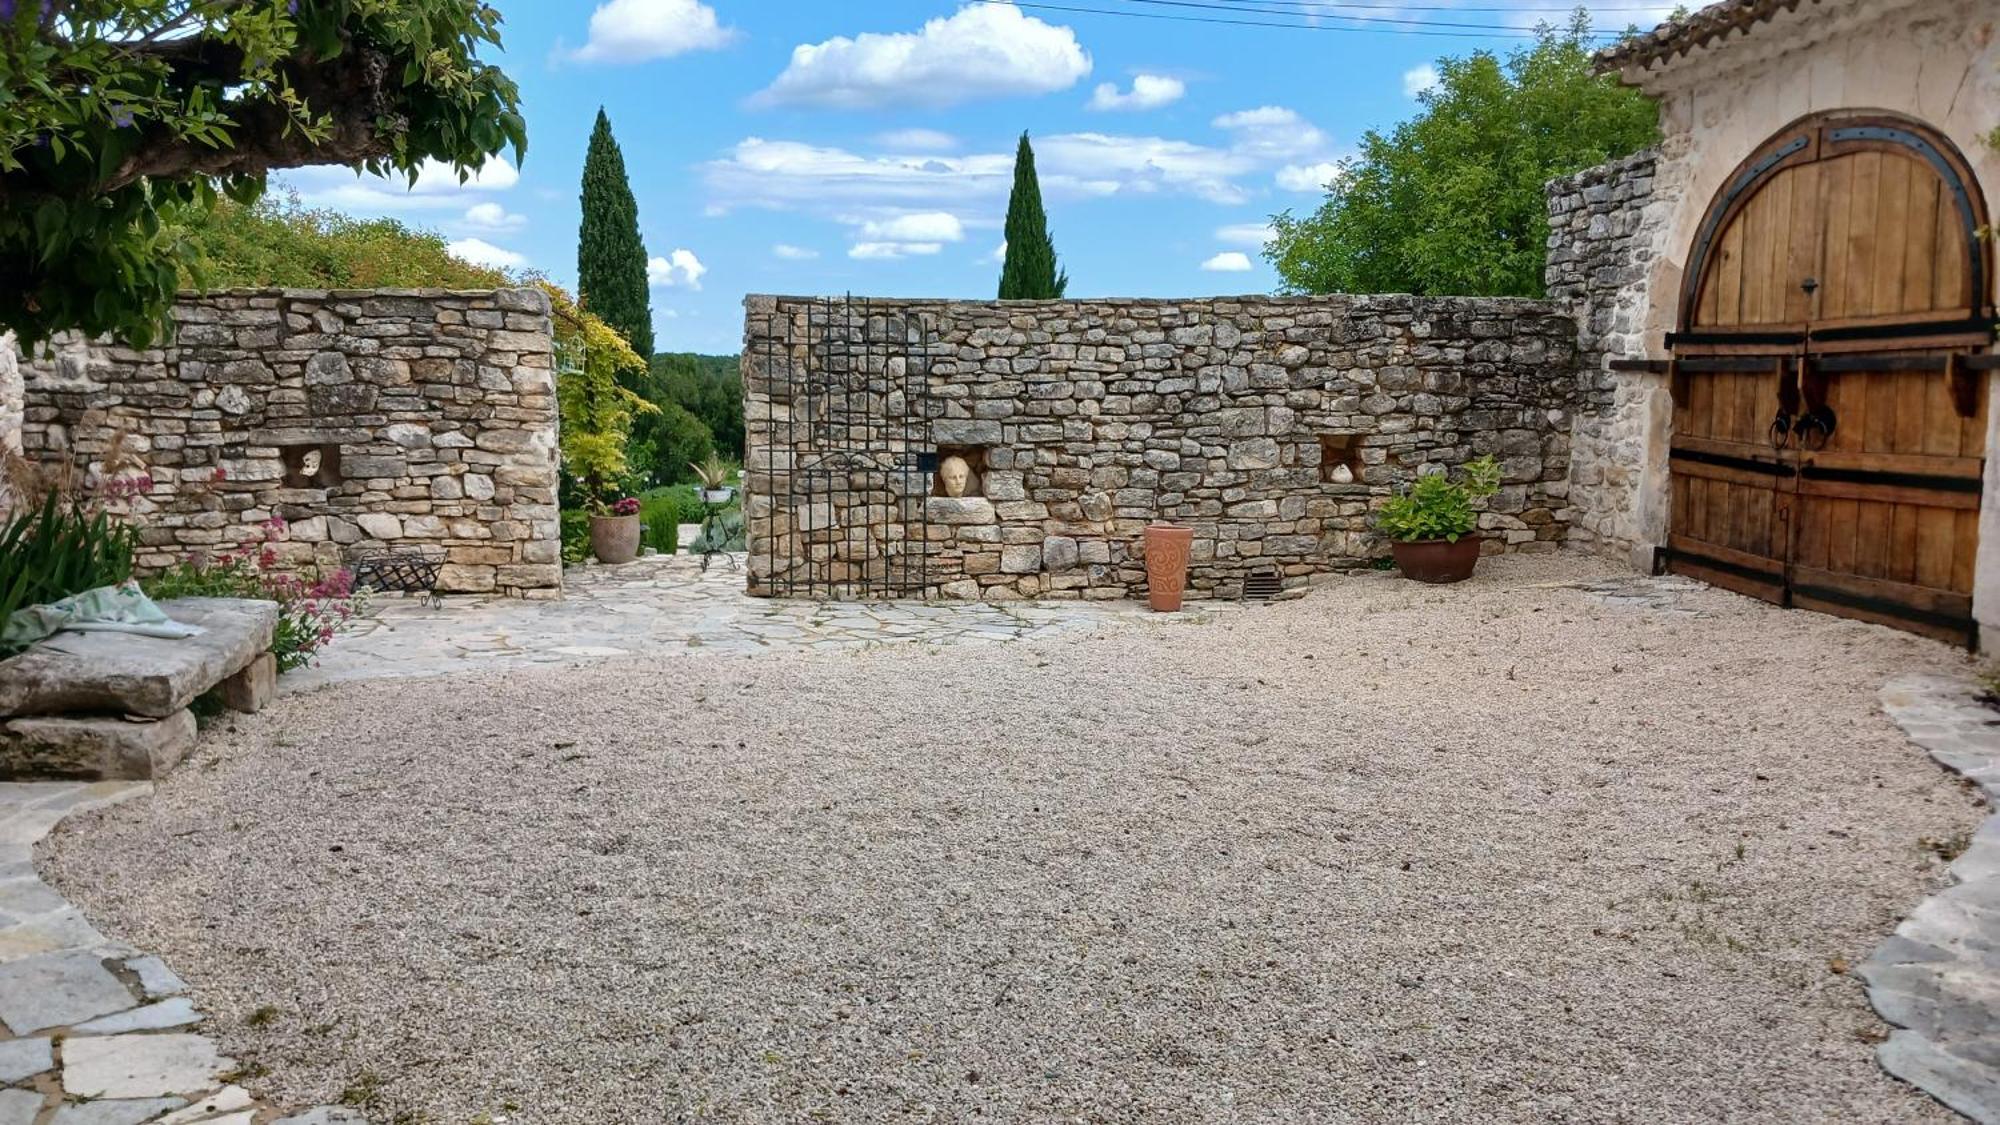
1662 110 1997 644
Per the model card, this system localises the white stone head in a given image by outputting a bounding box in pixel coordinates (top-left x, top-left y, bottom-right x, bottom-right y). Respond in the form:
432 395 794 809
939 455 972 498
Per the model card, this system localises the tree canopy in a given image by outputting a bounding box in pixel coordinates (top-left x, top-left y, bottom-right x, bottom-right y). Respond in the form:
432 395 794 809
0 0 525 348
577 108 653 359
1265 14 1657 299
998 132 1067 300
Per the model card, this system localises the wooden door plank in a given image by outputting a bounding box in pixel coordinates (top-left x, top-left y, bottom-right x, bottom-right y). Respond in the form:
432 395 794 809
1788 162 1825 324
1899 169 1941 315
1796 475 1980 511
1820 155 1856 321
1842 151 1883 318
1740 185 1775 325
1854 500 1891 579
1922 367 1961 457
1892 372 1927 454
1873 154 1913 315
1952 508 1979 594
1714 220 1747 327
1915 507 1956 590
1863 371 1898 455
1890 503 1921 585
1934 188 1968 312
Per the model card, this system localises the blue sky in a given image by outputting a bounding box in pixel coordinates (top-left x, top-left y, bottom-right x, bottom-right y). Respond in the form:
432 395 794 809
276 1 1673 354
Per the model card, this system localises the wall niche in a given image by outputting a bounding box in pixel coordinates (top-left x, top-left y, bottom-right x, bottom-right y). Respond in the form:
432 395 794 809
930 445 989 497
1318 434 1363 484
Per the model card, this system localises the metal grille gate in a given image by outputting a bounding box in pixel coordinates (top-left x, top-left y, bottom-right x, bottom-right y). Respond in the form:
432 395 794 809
747 295 938 598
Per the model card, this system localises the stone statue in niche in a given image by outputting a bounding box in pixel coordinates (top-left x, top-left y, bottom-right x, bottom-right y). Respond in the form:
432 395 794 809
299 449 323 478
938 455 974 498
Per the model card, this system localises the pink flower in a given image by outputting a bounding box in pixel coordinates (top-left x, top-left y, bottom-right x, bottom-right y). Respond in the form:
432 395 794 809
212 467 228 482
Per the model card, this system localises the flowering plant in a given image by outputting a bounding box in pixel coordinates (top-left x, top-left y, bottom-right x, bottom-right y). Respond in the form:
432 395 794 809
610 497 641 517
141 516 367 672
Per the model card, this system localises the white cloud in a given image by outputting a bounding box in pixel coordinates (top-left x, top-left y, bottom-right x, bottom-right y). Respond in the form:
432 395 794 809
647 249 707 288
1276 161 1343 192
1216 222 1275 248
754 4 1091 109
1034 132 1258 205
1213 106 1331 162
857 211 965 243
1201 251 1254 272
772 243 820 260
850 241 944 260
875 128 958 151
988 241 1008 264
570 0 737 64
448 238 528 272
1403 63 1440 99
1087 74 1185 112
462 201 525 231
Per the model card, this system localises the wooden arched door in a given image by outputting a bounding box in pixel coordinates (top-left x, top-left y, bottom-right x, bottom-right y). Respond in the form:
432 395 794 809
1664 111 1996 644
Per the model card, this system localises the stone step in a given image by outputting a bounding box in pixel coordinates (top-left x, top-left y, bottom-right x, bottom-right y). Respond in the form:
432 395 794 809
0 599 276 720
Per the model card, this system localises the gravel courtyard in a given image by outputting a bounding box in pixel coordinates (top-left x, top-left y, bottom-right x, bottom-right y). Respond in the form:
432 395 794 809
40 556 1986 1123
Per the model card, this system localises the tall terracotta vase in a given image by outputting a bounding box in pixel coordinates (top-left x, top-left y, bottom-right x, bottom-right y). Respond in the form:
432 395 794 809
1144 523 1194 612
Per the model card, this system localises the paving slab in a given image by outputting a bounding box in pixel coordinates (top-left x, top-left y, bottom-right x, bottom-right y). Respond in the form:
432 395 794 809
48 1099 189 1125
0 1036 50 1083
0 948 135 1034
0 1089 43 1125
72 996 203 1033
59 1033 230 1100
1868 674 2000 1122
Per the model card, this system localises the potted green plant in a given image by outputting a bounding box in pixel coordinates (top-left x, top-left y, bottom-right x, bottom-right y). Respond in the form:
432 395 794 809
1375 455 1501 583
690 453 736 505
590 496 642 565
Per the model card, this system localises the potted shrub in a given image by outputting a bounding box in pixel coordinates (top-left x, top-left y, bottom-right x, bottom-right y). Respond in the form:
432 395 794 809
590 496 642 565
1375 455 1501 584
690 454 736 505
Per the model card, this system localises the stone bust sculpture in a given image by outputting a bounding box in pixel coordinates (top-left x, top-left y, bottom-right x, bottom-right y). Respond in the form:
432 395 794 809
938 455 973 498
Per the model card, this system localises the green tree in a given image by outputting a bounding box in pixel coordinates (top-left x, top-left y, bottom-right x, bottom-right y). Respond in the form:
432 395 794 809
176 194 505 291
577 108 653 358
1265 13 1657 298
0 0 524 348
998 132 1068 300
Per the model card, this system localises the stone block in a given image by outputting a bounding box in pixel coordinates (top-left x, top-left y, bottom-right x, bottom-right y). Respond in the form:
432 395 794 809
0 711 197 781
0 950 137 1034
218 653 276 714
1043 536 1079 572
925 497 996 525
0 599 275 719
60 1034 230 1100
1000 544 1043 574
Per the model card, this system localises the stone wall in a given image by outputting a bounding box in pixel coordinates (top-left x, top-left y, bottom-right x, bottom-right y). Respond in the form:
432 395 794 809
16 288 562 597
744 293 1578 601
1544 149 1676 568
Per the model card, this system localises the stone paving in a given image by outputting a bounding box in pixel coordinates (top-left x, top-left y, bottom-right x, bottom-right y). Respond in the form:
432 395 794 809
0 782 361 1125
287 552 1215 691
1869 675 2000 1123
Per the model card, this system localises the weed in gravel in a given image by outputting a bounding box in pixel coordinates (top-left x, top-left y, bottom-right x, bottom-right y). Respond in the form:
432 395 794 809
245 1005 279 1027
1919 832 1971 862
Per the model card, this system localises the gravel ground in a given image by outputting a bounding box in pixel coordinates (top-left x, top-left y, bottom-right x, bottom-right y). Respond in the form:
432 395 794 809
41 556 1987 1124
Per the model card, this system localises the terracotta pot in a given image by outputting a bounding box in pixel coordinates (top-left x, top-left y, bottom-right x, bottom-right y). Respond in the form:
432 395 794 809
590 514 641 565
1389 535 1483 584
1143 523 1195 612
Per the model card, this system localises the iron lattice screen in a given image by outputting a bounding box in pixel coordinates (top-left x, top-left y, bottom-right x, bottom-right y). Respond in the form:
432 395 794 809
747 296 938 599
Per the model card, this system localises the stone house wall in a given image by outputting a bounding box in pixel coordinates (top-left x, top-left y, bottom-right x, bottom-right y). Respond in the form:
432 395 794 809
744 293 1578 601
15 288 562 597
1544 149 1679 570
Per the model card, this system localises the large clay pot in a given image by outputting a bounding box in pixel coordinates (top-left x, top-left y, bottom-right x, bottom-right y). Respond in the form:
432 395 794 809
1144 523 1195 612
590 514 641 565
1389 535 1482 584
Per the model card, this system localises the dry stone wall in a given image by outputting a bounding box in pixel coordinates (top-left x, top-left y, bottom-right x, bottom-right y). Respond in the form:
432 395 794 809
16 288 561 596
745 294 1578 601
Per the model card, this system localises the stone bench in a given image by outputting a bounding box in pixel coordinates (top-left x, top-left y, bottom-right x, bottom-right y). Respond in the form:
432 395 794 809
0 598 278 780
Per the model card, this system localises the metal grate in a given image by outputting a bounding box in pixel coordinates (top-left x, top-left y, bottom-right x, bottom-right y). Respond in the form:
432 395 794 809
348 544 445 603
1243 568 1284 602
750 295 936 599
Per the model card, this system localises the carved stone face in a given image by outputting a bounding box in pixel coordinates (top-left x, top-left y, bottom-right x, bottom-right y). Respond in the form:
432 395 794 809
939 455 972 498
300 450 323 477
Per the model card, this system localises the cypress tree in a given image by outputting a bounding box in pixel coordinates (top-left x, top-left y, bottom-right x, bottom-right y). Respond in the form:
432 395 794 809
998 132 1068 300
577 108 654 358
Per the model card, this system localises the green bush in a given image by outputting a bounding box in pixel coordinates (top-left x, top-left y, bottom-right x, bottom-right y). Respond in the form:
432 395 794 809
1375 456 1501 543
0 492 138 656
640 492 680 556
559 509 591 565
